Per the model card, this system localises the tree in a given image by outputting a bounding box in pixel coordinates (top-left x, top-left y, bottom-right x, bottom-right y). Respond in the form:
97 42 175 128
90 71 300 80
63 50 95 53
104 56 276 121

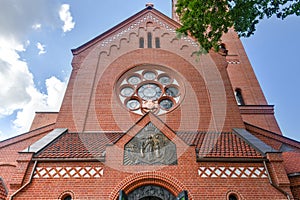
175 0 300 52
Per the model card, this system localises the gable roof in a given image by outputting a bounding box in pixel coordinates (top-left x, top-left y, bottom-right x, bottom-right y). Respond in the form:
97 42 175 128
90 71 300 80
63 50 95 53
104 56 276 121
71 6 181 55
34 132 124 160
34 130 265 161
282 151 300 175
22 128 67 153
245 122 300 174
0 123 55 148
30 114 269 161
245 122 300 151
178 131 265 160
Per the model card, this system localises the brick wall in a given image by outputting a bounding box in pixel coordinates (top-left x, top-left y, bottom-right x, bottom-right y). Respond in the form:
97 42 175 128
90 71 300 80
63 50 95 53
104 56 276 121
12 150 288 199
55 10 245 133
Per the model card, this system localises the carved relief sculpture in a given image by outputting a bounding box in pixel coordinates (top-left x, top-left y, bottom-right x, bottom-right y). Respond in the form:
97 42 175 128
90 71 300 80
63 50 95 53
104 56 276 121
124 123 177 165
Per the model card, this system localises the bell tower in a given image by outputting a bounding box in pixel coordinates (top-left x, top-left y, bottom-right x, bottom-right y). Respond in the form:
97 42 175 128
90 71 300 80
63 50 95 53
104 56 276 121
172 0 180 23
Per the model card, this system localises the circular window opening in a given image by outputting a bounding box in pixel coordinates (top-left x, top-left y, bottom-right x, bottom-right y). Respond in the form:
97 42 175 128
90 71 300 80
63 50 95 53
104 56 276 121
116 65 184 115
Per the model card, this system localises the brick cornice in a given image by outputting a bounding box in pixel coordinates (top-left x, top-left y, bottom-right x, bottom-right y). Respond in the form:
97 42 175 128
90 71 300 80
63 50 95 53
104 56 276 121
239 105 275 115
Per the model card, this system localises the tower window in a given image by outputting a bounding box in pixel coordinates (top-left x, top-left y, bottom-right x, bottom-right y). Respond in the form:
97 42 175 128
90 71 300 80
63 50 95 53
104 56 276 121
235 88 245 105
61 194 72 200
147 32 152 48
63 195 72 200
228 194 238 200
59 192 73 200
139 37 144 48
219 43 228 55
155 37 160 48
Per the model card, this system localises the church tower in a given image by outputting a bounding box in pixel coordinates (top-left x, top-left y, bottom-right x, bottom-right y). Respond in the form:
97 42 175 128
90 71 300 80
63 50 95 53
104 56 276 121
172 0 180 23
1 3 300 200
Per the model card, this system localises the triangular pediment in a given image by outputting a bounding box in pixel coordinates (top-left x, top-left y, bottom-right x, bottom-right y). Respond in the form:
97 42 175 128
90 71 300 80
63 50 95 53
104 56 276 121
71 6 192 56
124 122 177 165
115 112 189 165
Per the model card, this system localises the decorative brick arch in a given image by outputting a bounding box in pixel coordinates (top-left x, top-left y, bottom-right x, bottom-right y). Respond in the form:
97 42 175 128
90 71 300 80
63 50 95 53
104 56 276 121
109 171 188 200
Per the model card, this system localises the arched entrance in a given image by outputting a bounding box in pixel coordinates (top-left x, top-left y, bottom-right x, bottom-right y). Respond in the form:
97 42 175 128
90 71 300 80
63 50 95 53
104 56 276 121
111 172 189 200
140 197 162 200
127 185 176 200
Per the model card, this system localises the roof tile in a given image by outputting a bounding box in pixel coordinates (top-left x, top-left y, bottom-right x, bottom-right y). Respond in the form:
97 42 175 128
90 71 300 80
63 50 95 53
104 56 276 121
282 151 300 174
35 132 124 159
35 131 263 159
177 132 263 158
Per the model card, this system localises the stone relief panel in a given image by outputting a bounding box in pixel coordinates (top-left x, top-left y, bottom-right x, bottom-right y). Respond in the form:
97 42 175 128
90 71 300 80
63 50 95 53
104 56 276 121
128 185 176 200
124 123 177 165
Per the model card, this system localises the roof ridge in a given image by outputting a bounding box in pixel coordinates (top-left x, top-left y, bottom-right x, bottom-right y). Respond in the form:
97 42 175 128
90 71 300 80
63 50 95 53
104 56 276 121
245 122 300 149
21 128 68 154
0 123 55 148
233 128 278 156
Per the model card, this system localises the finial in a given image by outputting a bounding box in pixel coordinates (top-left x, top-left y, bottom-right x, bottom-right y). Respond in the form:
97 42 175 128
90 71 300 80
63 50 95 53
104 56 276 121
146 3 154 9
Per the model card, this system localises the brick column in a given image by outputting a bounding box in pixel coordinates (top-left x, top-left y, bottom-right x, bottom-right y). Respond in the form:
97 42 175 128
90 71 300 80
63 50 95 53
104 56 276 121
10 153 33 189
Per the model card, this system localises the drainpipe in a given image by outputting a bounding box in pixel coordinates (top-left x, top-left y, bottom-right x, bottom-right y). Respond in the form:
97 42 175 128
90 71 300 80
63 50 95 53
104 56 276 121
263 161 291 200
9 160 38 200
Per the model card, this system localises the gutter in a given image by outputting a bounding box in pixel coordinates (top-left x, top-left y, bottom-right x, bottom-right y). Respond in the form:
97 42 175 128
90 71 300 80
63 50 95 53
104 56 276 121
263 161 291 200
32 157 105 162
197 157 267 162
9 160 37 200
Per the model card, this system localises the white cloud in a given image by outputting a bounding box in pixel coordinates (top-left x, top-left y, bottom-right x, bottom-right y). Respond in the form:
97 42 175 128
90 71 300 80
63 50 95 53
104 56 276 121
0 39 33 117
0 1 69 139
0 0 61 42
32 23 42 30
36 42 46 55
0 38 67 135
12 76 67 134
59 4 75 32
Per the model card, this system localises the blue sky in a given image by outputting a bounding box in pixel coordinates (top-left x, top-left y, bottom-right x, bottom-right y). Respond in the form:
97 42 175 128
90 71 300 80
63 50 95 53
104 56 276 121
0 0 299 141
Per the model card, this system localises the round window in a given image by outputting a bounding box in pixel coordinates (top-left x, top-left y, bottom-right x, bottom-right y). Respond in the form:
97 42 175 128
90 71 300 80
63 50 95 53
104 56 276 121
128 75 141 85
126 99 141 110
138 83 162 101
120 86 134 97
116 65 184 115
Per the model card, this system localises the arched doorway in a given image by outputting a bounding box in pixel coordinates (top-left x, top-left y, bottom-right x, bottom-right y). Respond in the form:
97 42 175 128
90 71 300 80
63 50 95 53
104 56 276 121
140 197 162 200
127 185 176 200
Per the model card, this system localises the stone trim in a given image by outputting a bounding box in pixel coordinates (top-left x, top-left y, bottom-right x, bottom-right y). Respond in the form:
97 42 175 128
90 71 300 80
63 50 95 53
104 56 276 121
33 166 104 179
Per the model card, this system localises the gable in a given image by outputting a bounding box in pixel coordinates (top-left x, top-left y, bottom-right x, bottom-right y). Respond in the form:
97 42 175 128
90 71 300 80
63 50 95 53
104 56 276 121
71 6 183 57
124 122 177 165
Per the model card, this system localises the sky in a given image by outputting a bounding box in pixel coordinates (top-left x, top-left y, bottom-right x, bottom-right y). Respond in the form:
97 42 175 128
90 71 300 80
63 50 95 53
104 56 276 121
0 0 299 141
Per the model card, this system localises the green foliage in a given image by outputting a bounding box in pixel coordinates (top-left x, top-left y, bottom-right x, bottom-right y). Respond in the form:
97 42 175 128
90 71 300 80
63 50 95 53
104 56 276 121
176 0 300 52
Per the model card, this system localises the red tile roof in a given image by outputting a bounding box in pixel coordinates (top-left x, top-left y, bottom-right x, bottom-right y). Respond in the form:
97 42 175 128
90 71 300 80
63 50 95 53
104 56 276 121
35 131 263 159
282 151 300 174
177 132 264 159
35 132 124 159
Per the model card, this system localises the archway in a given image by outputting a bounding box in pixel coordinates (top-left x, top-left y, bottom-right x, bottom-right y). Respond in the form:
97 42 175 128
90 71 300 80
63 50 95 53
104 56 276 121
127 185 176 200
140 197 162 200
110 171 189 200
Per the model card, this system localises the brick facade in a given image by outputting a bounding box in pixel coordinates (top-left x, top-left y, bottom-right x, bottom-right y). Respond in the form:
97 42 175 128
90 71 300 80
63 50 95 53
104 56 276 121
1 4 300 200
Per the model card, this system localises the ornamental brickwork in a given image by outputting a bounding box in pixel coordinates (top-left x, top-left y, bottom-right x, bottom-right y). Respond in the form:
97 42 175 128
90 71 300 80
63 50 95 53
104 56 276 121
0 3 299 200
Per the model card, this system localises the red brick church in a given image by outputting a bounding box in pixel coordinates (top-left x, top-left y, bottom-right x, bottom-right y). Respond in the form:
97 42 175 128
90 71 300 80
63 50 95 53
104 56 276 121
1 2 300 199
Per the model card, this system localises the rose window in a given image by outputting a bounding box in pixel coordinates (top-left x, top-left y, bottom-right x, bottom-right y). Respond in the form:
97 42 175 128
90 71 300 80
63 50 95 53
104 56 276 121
116 65 184 115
